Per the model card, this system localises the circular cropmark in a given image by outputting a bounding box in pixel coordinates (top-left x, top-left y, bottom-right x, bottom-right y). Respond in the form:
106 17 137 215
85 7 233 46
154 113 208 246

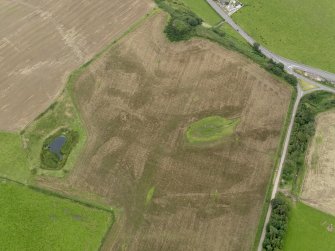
186 116 239 144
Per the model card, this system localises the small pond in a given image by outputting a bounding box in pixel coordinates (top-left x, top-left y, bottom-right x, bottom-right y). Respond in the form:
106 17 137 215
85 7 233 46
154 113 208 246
49 135 67 160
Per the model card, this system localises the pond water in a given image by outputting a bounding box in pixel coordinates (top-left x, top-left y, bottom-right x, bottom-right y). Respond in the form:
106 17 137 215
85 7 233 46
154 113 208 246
49 135 67 160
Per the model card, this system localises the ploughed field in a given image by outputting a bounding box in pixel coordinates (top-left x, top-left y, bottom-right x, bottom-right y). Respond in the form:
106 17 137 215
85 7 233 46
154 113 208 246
39 13 291 251
0 0 152 131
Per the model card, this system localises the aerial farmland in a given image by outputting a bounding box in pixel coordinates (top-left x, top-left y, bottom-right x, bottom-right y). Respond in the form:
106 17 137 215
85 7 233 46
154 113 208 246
36 12 292 250
0 0 152 131
1 0 335 250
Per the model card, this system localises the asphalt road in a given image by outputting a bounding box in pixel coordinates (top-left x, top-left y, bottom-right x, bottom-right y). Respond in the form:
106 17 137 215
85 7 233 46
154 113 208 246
205 1 335 250
206 0 335 82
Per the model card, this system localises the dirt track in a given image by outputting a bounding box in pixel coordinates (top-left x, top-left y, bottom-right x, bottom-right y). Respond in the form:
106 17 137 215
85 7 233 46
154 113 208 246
0 0 152 131
302 111 335 216
38 13 291 251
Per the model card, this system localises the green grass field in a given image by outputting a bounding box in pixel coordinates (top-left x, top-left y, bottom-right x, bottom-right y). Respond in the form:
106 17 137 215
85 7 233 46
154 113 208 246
0 180 112 251
181 0 222 25
186 116 239 143
233 0 335 73
284 202 335 251
0 133 30 182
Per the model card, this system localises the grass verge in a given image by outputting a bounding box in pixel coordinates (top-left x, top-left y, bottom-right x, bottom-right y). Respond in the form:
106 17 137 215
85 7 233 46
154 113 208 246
218 22 250 45
181 0 222 25
299 79 316 91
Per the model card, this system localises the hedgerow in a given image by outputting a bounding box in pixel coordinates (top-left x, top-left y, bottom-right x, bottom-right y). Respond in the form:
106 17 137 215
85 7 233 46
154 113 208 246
282 91 335 191
263 193 290 251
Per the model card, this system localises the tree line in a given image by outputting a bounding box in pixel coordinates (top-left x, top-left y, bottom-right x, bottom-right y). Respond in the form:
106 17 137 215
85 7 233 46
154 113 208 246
253 43 297 87
282 91 335 191
263 193 290 251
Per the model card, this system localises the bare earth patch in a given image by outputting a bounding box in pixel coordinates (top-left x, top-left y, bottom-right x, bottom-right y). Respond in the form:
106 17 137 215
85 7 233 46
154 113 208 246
0 0 152 131
38 13 291 251
302 111 335 216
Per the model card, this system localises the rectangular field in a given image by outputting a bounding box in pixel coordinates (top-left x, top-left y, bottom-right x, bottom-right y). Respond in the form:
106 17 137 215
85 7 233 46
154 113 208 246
38 12 292 250
0 0 152 131
0 180 112 250
284 202 335 251
233 0 335 73
302 110 335 216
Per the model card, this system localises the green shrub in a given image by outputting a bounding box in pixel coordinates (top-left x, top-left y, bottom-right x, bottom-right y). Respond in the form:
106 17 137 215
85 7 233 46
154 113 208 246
187 16 201 26
212 27 225 37
263 193 290 251
266 59 297 87
253 42 263 56
284 74 298 86
41 150 60 169
282 92 335 190
157 0 202 41
61 130 79 155
165 18 192 41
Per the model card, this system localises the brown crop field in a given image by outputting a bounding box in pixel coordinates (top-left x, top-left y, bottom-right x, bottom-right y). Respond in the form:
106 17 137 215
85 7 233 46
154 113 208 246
0 0 152 131
38 13 292 251
302 110 335 216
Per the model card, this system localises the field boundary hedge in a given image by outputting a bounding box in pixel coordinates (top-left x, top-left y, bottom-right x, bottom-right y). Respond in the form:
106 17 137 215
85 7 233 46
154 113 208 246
252 89 296 251
263 193 290 251
282 91 335 194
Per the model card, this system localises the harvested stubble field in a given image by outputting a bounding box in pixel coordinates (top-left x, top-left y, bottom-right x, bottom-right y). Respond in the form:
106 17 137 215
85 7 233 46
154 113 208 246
38 13 292 250
0 0 152 131
302 110 335 216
